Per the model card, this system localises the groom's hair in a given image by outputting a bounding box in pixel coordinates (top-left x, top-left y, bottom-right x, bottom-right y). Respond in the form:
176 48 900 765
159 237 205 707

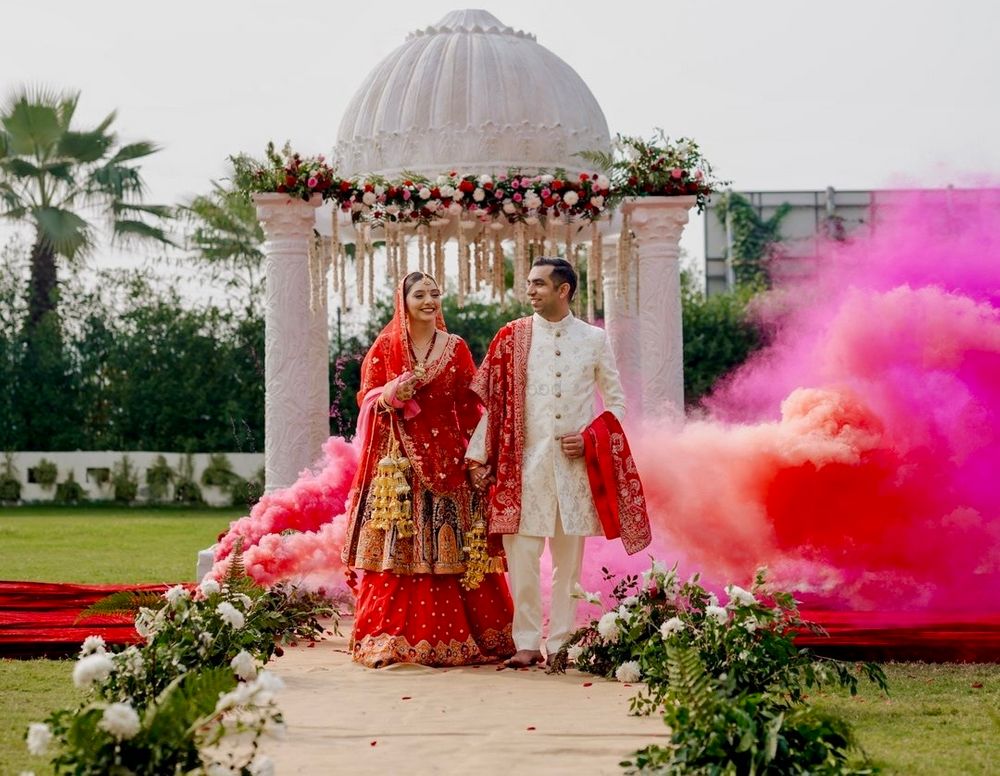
532 256 577 301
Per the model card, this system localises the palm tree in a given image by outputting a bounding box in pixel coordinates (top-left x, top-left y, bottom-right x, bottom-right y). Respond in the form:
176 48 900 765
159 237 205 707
0 87 172 327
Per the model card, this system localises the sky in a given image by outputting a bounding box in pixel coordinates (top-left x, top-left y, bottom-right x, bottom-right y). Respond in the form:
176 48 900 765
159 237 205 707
1 0 998 286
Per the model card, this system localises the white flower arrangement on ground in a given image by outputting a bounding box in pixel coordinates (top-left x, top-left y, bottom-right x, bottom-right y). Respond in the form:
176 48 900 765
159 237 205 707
26 563 336 774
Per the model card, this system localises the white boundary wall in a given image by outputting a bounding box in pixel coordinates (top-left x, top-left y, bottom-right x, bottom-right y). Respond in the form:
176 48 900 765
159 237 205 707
5 452 264 507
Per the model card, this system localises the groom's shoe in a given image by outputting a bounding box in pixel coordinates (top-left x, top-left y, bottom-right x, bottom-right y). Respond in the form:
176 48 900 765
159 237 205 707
503 649 544 668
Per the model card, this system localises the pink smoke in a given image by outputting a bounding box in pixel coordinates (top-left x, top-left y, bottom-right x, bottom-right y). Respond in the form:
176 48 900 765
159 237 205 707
210 436 359 591
596 189 1000 612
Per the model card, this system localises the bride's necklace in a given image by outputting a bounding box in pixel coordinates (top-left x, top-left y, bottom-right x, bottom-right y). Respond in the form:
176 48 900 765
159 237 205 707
409 329 438 380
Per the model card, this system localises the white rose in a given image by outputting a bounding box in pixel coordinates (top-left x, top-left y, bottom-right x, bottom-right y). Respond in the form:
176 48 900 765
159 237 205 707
472 187 486 202
362 191 377 206
214 681 256 713
596 611 620 642
73 653 115 689
164 584 189 607
567 644 584 662
524 194 542 210
216 601 245 629
439 184 455 198
562 190 579 206
660 617 685 639
595 174 610 189
706 605 728 625
725 585 757 608
98 702 141 740
374 184 385 196
199 578 220 597
615 660 642 683
26 722 52 755
590 195 605 208
452 190 464 201
231 650 258 681
418 186 432 199
502 200 516 214
477 174 493 186
250 670 285 705
426 200 440 212
539 174 555 184
80 635 106 656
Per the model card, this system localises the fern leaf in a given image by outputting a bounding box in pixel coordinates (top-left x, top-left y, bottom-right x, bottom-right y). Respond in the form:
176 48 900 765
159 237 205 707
665 644 713 719
75 589 165 623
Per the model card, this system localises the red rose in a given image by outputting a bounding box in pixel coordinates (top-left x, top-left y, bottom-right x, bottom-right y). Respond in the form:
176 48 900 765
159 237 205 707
277 184 287 193
339 180 351 192
430 187 441 198
551 179 565 191
543 196 555 207
579 172 589 181
459 180 475 193
284 175 296 187
484 181 494 190
628 176 639 186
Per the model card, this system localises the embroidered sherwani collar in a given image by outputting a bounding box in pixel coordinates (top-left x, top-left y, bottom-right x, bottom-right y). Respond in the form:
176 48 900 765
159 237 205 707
532 311 574 332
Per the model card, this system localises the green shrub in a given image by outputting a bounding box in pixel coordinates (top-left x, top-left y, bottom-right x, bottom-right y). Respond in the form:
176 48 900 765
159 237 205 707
0 452 21 502
32 458 58 489
200 452 238 488
145 455 174 502
173 454 204 505
54 471 87 503
112 455 139 504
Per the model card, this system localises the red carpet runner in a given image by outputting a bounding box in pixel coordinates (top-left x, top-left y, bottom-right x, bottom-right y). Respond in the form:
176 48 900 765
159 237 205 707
0 581 174 658
2 582 998 661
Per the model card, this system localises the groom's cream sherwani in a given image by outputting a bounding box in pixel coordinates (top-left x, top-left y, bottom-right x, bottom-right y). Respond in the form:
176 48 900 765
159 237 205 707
468 312 625 653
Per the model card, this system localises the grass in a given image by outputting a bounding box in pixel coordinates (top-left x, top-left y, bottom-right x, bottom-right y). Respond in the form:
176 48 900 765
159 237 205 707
815 662 1000 775
1 658 78 775
0 508 997 773
0 504 243 583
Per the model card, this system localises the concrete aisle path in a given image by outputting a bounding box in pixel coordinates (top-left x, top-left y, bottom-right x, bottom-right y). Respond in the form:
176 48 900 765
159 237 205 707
263 620 668 776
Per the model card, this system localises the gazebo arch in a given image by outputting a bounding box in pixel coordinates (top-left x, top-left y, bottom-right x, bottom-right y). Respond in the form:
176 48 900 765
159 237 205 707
256 9 693 491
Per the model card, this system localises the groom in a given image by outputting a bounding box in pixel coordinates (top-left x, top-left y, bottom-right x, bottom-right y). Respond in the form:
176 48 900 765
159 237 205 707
466 257 626 668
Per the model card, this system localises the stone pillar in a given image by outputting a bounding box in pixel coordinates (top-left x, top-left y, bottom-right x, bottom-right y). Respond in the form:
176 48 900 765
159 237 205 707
254 193 326 492
601 237 643 420
621 196 695 418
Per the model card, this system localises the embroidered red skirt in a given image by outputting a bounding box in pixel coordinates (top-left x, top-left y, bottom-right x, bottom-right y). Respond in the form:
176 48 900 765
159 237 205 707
352 571 515 668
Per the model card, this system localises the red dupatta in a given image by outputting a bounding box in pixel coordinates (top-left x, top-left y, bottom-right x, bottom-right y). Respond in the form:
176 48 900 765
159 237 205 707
581 411 652 555
469 317 533 534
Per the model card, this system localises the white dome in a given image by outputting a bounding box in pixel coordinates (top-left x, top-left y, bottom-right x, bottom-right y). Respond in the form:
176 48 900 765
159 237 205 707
335 9 611 178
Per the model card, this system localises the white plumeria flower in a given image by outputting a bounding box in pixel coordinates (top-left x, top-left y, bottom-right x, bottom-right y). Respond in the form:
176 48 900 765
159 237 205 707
705 605 728 625
79 635 106 656
26 722 52 755
615 660 642 683
248 755 276 776
98 702 142 740
199 578 221 597
231 650 258 681
73 653 115 689
596 611 620 642
567 644 584 662
216 601 245 629
725 584 757 608
660 617 685 639
164 584 189 608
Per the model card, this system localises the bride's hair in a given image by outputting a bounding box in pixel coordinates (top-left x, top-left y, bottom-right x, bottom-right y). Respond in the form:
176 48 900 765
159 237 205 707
403 271 438 298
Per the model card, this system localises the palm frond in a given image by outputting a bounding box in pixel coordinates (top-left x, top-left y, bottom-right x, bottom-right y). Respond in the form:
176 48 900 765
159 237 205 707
75 589 166 622
112 218 176 247
1 89 64 155
58 128 114 163
109 141 160 164
34 205 92 258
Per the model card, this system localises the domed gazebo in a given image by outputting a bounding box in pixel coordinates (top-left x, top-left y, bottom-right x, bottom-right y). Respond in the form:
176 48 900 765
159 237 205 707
255 9 694 491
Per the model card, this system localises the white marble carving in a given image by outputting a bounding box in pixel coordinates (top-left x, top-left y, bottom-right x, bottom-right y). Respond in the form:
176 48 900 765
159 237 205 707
622 197 696 419
254 193 326 492
335 9 611 177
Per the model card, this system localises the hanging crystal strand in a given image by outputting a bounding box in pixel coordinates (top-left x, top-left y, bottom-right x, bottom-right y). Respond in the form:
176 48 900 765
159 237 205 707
388 224 399 289
322 235 332 315
400 227 409 279
339 221 348 313
418 226 427 274
493 232 505 306
457 216 468 307
355 223 366 305
471 230 480 295
591 219 603 312
366 223 375 305
514 221 526 295
329 207 339 298
433 228 445 285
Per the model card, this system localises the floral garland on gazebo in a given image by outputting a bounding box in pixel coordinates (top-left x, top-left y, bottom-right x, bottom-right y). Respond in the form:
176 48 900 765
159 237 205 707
233 133 721 313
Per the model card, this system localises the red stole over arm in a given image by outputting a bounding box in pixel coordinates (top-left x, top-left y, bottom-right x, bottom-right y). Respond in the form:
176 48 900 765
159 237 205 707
470 318 532 534
582 411 652 555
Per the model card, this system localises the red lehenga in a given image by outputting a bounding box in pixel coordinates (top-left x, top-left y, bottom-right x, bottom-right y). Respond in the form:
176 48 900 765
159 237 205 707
341 283 515 668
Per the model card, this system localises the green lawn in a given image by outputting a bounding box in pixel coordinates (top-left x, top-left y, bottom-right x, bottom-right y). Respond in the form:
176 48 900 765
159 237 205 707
815 662 1000 775
1 658 78 775
0 504 241 583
